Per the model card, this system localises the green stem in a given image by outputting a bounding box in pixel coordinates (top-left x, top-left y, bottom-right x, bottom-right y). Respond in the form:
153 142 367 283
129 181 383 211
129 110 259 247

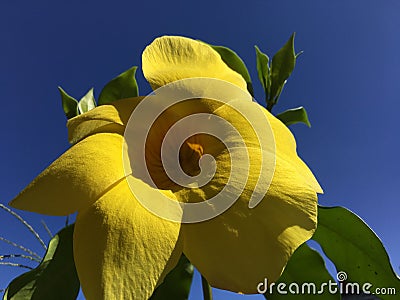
201 275 212 300
266 101 274 112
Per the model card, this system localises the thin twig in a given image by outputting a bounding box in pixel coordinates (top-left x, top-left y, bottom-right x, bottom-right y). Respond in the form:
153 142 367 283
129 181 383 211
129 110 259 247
0 254 41 263
0 236 41 260
0 262 33 270
0 204 47 250
201 275 213 300
41 220 53 238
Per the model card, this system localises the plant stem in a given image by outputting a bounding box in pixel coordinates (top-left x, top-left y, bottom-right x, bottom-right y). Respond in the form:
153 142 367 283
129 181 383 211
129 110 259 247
0 204 47 250
201 275 212 300
266 100 274 112
0 262 33 269
1 253 41 263
0 237 41 260
41 220 53 238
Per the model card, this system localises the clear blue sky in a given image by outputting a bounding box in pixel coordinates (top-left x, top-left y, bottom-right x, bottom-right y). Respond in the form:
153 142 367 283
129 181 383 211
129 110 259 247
1 0 399 299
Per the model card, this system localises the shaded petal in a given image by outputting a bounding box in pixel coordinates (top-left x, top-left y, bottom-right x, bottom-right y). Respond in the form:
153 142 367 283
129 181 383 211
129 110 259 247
10 133 126 215
142 36 247 91
175 103 320 293
67 97 143 144
74 179 183 300
179 149 318 293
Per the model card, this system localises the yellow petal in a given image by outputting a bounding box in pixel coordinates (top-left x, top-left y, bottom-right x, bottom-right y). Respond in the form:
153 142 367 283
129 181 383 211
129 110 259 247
264 108 323 193
67 97 143 144
74 179 183 300
10 133 126 215
142 36 247 91
174 102 320 293
180 153 317 293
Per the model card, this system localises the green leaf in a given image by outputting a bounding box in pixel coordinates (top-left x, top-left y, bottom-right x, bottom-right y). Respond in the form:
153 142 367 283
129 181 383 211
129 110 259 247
210 45 254 97
3 225 80 300
149 254 194 300
313 206 400 300
270 33 296 103
255 45 270 99
276 106 311 127
264 243 340 300
58 87 78 119
77 88 96 114
98 66 139 105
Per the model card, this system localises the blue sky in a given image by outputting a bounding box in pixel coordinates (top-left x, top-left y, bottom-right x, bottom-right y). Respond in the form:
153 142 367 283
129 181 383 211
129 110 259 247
1 0 399 299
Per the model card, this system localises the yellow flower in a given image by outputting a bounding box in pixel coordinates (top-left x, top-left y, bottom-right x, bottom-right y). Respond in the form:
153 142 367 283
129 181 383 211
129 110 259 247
10 36 322 299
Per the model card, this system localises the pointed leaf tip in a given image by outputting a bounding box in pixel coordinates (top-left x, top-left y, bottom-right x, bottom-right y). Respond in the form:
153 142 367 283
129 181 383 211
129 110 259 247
98 66 139 105
255 45 271 100
58 87 78 119
77 88 96 114
276 106 311 127
270 33 296 104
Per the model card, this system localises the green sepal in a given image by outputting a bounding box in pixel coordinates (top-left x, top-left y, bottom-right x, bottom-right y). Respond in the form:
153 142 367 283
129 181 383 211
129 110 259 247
210 45 254 97
264 243 340 299
77 88 96 114
255 45 270 100
3 224 80 300
149 254 194 300
98 66 139 105
58 87 79 119
312 206 400 300
270 33 296 105
276 106 311 127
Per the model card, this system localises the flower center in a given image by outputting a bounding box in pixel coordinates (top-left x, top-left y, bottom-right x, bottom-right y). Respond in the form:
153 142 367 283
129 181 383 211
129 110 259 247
179 138 204 177
130 99 228 194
